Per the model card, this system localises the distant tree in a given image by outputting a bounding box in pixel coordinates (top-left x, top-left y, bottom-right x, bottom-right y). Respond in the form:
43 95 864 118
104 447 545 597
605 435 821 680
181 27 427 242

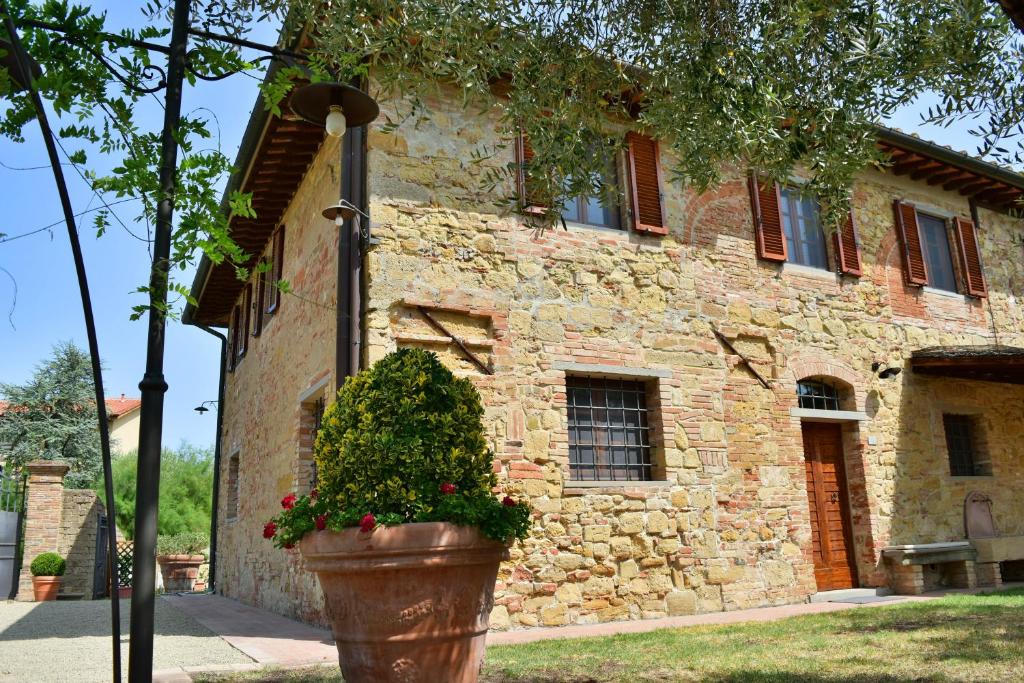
99 443 213 539
0 342 101 487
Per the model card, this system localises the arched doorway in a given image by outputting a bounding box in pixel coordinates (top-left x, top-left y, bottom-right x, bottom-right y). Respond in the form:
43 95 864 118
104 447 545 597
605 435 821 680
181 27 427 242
797 378 860 591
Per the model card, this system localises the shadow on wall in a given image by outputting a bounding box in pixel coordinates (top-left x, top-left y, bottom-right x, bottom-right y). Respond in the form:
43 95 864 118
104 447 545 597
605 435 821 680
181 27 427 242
58 490 105 598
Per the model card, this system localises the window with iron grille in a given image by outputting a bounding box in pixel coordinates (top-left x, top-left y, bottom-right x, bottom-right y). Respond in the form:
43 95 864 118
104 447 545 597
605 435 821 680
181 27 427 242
567 376 653 481
310 395 325 488
943 414 988 476
797 380 841 411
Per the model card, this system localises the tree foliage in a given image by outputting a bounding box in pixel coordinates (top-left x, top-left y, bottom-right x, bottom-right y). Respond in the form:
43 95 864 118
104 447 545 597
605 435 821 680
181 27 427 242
98 443 213 539
0 341 102 487
1 1 1022 308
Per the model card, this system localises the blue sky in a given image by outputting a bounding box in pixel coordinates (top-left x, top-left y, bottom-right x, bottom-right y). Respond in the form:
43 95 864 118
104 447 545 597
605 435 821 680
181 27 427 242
0 4 1001 450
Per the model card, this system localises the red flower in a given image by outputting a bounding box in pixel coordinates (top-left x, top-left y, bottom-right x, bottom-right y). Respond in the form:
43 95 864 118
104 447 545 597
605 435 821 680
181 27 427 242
263 521 277 539
440 482 457 495
281 493 297 510
359 513 376 533
283 543 295 550
315 514 327 531
502 496 517 507
310 488 318 499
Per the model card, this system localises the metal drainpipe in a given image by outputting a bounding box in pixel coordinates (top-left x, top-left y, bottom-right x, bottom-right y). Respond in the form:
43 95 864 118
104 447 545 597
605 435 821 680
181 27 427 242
336 79 369 392
196 325 227 592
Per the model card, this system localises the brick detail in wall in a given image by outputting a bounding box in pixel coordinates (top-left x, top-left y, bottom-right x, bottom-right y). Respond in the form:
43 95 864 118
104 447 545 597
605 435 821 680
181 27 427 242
17 461 70 600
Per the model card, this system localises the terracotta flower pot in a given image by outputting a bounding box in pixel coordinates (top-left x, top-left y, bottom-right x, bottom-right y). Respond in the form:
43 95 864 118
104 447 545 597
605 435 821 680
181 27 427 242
32 576 61 601
156 554 205 592
301 522 509 683
118 586 133 599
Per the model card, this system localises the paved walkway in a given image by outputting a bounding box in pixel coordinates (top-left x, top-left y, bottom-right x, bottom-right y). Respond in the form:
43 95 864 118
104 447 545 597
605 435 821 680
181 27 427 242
161 584 1019 678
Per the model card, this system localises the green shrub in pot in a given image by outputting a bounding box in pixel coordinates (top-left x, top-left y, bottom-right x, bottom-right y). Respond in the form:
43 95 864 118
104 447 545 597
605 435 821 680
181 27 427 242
30 552 66 577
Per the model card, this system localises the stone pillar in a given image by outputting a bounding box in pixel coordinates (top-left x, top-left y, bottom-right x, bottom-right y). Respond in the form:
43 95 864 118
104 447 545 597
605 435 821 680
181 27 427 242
975 562 1002 588
886 563 925 595
16 461 69 600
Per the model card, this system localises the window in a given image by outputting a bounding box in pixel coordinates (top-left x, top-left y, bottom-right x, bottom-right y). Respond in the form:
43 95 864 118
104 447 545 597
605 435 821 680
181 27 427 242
797 380 841 411
226 451 240 521
266 227 285 315
560 150 621 230
943 414 989 476
253 270 266 337
779 186 828 269
918 213 958 293
299 392 327 493
567 376 653 481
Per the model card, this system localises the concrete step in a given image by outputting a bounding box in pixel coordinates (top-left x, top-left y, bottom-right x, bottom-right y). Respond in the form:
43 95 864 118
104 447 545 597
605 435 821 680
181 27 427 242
809 588 892 604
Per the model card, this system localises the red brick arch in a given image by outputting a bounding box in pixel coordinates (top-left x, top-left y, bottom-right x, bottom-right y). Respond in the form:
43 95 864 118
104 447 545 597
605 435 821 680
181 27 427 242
785 354 866 411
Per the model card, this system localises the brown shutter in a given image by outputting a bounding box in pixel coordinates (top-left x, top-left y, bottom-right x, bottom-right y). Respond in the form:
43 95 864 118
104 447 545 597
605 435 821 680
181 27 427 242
625 132 668 235
748 173 787 262
893 200 928 286
833 210 863 276
228 306 240 371
253 269 266 337
240 284 252 357
953 216 987 297
515 132 547 215
267 227 285 314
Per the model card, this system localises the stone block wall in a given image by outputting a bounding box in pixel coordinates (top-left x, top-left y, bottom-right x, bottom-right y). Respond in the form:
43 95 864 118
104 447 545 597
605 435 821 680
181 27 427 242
213 85 1024 628
58 489 104 597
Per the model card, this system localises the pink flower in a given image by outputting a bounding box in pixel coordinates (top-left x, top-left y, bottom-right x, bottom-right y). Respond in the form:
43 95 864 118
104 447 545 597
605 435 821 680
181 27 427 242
502 496 517 507
281 493 297 510
440 482 457 495
315 514 327 531
359 513 376 533
263 521 277 539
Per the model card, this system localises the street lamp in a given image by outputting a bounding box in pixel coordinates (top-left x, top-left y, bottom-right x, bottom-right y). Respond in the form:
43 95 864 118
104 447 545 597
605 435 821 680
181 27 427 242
289 81 379 137
193 400 218 415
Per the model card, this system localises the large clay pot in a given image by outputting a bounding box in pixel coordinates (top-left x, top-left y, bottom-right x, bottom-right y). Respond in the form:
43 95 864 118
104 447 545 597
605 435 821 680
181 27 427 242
32 576 61 601
301 522 509 683
156 554 205 592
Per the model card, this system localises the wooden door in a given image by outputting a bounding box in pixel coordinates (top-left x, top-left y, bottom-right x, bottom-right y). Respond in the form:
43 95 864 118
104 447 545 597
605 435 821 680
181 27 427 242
802 422 858 591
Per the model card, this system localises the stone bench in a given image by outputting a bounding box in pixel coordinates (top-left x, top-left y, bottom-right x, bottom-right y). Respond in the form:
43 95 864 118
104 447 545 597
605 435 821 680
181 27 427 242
882 542 978 595
970 535 1024 587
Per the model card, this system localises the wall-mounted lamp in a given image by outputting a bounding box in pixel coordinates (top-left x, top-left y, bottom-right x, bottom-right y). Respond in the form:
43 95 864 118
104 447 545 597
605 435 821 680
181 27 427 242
871 362 902 379
1 37 43 92
290 82 380 139
321 198 368 224
193 400 218 415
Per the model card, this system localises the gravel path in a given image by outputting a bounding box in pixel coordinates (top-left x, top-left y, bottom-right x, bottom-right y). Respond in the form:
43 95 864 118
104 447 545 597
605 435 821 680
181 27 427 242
0 597 253 682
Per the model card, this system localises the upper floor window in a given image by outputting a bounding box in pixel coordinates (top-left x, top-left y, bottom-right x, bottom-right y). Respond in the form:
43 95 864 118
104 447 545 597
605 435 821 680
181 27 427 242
779 186 828 269
917 212 958 293
567 376 653 481
559 151 621 230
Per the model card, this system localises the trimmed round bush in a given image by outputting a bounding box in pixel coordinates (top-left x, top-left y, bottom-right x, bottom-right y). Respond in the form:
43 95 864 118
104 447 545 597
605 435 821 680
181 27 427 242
30 552 65 577
316 347 495 519
156 531 209 556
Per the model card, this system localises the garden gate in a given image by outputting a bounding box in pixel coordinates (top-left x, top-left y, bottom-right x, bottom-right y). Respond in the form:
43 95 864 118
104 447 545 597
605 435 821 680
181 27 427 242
92 514 109 599
0 469 27 599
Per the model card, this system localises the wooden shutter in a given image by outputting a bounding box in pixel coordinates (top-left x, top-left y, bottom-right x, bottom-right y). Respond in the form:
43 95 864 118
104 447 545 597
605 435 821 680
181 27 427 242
227 305 240 372
253 270 266 337
239 284 252 357
953 216 987 298
833 210 863 276
267 227 285 314
748 173 787 262
515 132 547 215
625 132 668 235
893 200 928 286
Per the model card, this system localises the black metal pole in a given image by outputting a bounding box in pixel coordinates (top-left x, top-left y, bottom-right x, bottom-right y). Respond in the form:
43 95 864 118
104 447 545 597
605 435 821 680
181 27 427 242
128 0 190 679
1 6 121 681
196 325 226 592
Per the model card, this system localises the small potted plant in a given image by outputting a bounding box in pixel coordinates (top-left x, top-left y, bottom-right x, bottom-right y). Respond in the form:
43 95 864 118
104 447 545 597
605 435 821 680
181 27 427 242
156 532 208 592
29 552 65 601
267 349 531 683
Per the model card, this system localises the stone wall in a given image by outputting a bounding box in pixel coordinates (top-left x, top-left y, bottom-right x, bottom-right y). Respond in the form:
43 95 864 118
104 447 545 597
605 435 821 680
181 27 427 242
214 137 342 625
214 85 1024 628
58 489 103 597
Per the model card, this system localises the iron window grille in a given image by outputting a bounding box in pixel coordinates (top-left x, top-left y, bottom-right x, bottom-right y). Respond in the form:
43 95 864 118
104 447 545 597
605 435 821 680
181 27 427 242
943 414 984 476
567 376 653 481
797 380 841 411
310 395 325 488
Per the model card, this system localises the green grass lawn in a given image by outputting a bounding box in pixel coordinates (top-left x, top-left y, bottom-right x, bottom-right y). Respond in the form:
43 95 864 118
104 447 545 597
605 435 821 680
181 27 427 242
197 588 1024 682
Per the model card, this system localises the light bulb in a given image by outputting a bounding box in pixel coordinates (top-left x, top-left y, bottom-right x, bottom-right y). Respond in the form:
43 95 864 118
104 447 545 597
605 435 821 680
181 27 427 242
325 105 347 138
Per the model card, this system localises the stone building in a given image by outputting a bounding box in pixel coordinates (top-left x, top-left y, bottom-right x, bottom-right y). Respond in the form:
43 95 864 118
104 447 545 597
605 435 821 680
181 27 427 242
185 82 1024 629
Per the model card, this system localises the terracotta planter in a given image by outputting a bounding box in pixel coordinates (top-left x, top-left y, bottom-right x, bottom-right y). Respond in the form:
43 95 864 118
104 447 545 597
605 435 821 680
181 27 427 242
118 586 133 599
32 576 61 601
301 522 509 683
156 554 205 592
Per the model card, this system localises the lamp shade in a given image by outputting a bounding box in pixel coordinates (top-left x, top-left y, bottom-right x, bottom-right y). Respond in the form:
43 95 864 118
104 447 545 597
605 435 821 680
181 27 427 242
1 38 42 92
290 82 379 130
